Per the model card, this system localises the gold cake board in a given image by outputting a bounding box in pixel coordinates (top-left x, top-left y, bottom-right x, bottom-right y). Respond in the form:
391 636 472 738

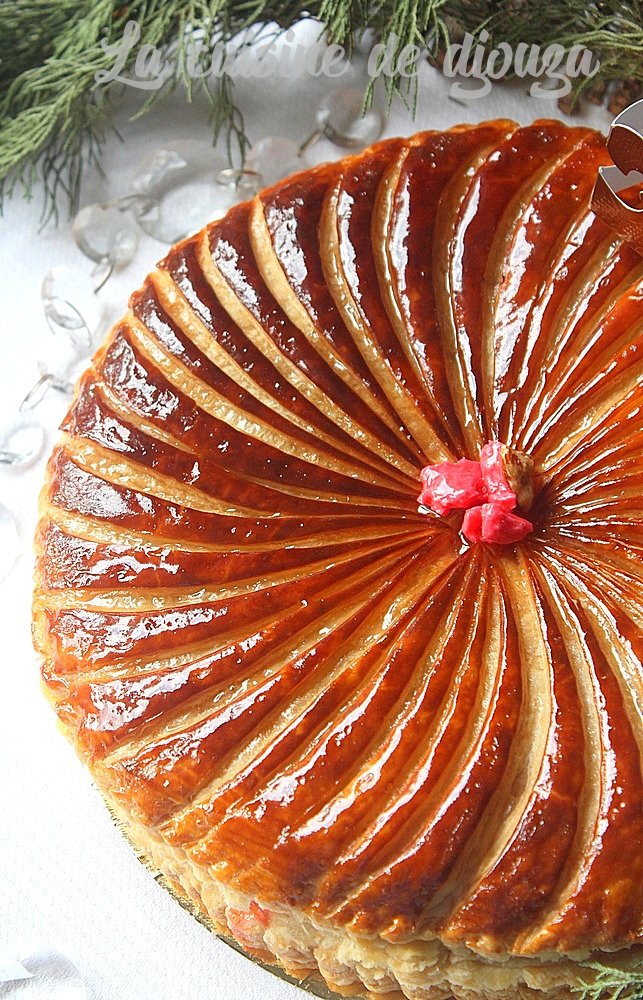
104 799 368 1000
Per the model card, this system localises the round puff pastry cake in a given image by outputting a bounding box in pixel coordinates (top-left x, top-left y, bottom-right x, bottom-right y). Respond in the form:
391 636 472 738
33 120 643 999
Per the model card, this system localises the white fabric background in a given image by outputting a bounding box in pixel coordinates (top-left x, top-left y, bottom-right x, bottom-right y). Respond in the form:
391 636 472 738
0 23 612 1000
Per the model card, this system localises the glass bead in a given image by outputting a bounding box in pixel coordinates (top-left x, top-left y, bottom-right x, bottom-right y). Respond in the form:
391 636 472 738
72 202 138 266
0 414 45 468
19 368 74 413
0 950 88 997
41 266 102 353
0 503 20 584
91 256 114 294
132 141 231 242
316 87 384 149
245 137 306 188
133 141 206 196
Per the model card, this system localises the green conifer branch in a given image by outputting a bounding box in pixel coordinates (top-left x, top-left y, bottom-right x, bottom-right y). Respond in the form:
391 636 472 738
573 959 643 1000
0 1 641 218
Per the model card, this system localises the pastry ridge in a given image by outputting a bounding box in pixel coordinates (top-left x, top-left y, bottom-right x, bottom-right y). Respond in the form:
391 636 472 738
34 120 643 999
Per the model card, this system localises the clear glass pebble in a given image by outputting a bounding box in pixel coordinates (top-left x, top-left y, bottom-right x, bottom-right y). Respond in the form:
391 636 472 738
41 266 101 353
0 949 88 997
316 87 384 148
0 414 45 468
72 202 138 266
90 256 114 293
19 371 54 412
19 367 74 412
297 87 385 155
245 137 306 188
215 168 262 196
136 181 231 239
132 141 232 242
0 503 20 584
133 142 204 197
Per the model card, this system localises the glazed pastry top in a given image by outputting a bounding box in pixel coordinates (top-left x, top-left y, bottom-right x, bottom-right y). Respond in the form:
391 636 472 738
34 120 643 957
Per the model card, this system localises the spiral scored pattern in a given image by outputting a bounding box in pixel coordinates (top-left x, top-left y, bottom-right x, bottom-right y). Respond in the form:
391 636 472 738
34 121 642 967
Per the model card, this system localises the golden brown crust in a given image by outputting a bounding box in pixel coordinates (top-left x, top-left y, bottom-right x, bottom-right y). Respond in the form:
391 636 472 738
103 792 641 1000
33 121 643 995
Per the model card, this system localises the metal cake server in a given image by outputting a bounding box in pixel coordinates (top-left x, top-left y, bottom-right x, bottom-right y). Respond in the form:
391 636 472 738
592 98 643 256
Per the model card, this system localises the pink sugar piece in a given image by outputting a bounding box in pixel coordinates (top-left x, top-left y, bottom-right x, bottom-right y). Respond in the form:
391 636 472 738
479 441 516 511
462 503 533 545
418 459 486 516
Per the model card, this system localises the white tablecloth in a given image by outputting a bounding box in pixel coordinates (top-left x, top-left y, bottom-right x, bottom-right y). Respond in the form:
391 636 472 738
0 27 611 1000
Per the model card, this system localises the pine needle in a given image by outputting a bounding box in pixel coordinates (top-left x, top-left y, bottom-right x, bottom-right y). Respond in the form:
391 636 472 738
0 0 641 219
573 959 643 1000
